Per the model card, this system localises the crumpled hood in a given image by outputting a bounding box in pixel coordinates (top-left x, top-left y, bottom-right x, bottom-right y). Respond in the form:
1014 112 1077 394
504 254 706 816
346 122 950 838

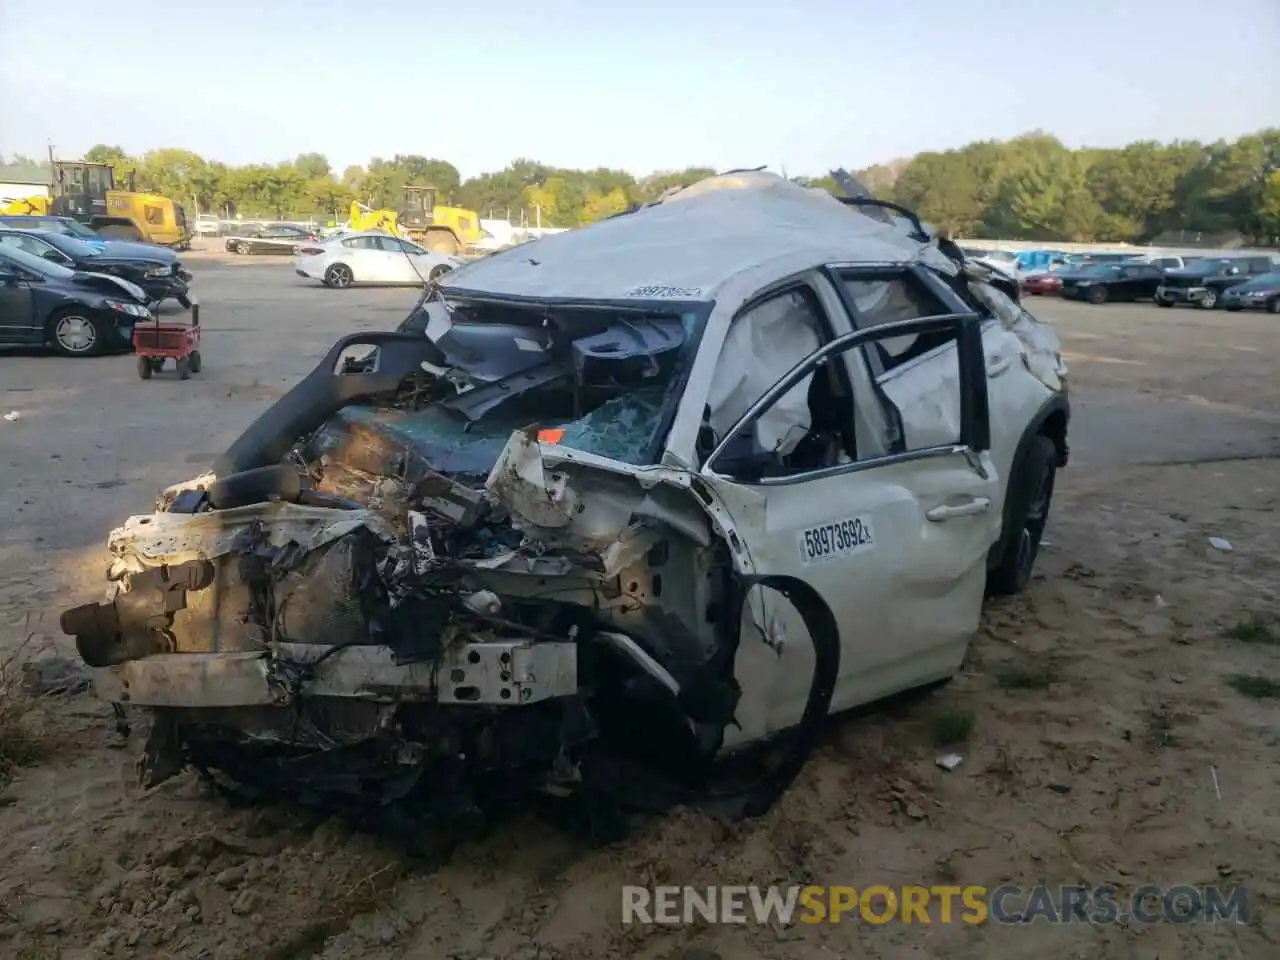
92 239 177 262
74 271 148 302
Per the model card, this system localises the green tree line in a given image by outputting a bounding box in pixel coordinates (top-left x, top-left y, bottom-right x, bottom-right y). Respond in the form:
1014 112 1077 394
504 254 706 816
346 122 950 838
5 128 1277 242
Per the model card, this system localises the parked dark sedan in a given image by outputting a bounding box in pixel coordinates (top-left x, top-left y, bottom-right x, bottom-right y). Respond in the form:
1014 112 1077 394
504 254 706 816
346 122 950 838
224 224 319 255
1058 262 1165 304
0 228 193 307
1157 255 1280 309
1221 272 1280 313
0 245 153 356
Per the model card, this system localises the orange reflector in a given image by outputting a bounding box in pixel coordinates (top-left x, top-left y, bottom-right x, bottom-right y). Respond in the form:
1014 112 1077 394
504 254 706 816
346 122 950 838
537 427 565 444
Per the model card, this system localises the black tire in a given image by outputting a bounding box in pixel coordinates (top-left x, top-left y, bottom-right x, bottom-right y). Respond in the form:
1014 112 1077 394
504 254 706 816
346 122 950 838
424 230 459 255
1156 299 1174 308
988 435 1057 596
428 264 452 282
176 357 191 380
324 263 354 288
235 241 251 255
1267 298 1280 315
137 355 152 380
47 308 103 357
1198 288 1219 309
177 294 193 309
96 222 144 242
1085 285 1108 305
189 351 202 374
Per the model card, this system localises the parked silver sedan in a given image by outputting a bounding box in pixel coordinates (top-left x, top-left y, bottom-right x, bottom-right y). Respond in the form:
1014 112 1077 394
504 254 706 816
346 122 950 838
294 231 464 288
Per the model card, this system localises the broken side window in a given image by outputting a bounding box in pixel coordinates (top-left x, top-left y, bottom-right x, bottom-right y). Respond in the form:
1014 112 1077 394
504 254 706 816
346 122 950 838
704 285 858 477
838 270 955 372
705 287 824 460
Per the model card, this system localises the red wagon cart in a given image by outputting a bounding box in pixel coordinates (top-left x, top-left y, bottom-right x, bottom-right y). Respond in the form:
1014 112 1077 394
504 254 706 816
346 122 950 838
133 301 202 380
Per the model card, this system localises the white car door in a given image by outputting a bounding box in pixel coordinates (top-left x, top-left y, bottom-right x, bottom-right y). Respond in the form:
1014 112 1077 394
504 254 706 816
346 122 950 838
369 235 419 284
343 236 393 283
696 283 996 750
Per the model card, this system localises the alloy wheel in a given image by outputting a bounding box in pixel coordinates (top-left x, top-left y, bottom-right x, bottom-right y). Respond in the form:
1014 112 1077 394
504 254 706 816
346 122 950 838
55 315 98 354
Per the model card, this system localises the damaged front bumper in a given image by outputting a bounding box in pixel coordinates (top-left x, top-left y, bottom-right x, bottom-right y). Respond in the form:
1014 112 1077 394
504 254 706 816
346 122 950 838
57 411 743 817
87 638 577 709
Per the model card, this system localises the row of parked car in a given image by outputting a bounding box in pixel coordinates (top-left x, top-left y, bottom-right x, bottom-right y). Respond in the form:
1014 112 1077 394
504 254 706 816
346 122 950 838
968 248 1280 313
0 214 193 356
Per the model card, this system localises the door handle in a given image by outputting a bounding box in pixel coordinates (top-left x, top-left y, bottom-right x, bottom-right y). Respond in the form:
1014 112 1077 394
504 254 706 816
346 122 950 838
926 497 991 521
986 354 1013 377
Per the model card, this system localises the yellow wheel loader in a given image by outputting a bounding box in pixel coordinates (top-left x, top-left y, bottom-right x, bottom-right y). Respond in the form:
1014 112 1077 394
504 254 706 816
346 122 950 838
397 186 482 255
1 161 189 248
346 188 483 254
348 200 401 235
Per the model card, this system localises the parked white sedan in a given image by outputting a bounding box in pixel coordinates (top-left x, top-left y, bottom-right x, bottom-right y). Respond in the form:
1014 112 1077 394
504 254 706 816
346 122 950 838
294 231 464 288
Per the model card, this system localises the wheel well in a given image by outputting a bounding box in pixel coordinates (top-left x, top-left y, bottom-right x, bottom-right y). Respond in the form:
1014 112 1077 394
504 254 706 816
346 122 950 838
43 303 96 343
1039 408 1068 467
987 398 1069 570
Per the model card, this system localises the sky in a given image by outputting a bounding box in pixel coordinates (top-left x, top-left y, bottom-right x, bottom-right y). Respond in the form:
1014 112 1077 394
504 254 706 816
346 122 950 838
1 0 1277 180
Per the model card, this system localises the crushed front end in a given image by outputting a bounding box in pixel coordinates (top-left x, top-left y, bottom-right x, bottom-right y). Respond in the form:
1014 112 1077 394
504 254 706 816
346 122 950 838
60 298 752 826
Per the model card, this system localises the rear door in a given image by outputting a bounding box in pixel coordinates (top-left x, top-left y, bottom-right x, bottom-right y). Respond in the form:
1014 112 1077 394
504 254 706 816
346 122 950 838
340 236 386 281
1135 264 1163 298
697 298 996 748
1113 265 1140 299
371 236 417 283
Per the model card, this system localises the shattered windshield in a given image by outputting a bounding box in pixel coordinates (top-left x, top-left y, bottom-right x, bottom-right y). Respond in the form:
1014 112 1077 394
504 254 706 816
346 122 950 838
310 295 709 480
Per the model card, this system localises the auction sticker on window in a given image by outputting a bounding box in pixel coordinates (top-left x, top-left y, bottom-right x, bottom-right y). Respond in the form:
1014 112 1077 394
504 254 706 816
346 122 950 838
798 516 876 566
623 284 703 299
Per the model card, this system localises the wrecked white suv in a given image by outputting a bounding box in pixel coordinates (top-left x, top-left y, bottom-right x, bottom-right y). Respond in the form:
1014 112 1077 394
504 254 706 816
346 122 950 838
61 172 1068 827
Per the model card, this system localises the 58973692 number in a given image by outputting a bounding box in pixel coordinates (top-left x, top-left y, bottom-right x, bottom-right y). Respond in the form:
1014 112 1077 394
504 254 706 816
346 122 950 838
798 516 876 566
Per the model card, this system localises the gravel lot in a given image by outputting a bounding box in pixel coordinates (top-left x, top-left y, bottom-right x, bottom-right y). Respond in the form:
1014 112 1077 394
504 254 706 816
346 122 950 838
1 254 1277 960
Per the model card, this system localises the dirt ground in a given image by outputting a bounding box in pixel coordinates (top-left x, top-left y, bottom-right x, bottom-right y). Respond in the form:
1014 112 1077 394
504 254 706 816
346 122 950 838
1 258 1277 960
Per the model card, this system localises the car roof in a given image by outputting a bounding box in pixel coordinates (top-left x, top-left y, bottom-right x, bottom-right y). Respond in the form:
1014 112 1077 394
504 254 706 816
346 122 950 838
0 226 59 237
0 214 70 223
441 171 952 302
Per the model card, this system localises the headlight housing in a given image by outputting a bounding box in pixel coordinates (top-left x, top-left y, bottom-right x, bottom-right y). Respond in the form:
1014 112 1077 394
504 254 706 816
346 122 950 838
144 265 170 277
104 298 152 318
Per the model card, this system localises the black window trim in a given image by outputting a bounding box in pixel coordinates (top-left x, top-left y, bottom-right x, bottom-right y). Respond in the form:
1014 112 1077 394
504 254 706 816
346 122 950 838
823 262 984 382
701 311 990 488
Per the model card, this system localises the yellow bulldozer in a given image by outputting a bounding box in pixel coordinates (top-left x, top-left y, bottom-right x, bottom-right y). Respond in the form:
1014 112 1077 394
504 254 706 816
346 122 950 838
347 185 482 254
0 160 189 247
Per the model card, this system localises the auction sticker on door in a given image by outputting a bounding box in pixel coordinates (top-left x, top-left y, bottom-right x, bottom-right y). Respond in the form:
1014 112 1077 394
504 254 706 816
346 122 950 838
799 517 876 566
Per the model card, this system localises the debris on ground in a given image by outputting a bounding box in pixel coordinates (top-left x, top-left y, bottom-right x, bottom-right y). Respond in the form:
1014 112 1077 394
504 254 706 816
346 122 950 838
935 753 963 771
